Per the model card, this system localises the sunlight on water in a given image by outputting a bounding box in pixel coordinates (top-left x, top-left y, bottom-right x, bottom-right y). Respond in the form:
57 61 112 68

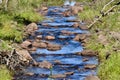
64 0 76 6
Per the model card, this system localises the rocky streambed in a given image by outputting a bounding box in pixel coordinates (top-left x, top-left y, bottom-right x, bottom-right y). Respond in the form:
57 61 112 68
14 5 99 80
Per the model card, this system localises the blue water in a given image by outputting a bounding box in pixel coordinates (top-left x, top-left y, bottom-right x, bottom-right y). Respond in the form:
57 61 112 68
15 6 98 80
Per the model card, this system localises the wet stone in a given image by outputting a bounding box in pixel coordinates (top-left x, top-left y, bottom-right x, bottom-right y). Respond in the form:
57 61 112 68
85 76 100 80
24 72 34 76
50 74 66 79
82 57 89 62
76 50 98 56
64 72 74 75
37 60 52 69
45 35 55 40
47 43 61 51
21 40 32 49
32 41 47 48
84 64 97 69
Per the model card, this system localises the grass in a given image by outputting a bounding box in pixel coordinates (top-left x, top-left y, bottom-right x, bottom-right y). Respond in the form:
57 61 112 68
0 65 12 80
78 0 120 80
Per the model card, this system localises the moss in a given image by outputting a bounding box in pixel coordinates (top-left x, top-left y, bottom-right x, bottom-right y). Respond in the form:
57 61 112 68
0 65 12 80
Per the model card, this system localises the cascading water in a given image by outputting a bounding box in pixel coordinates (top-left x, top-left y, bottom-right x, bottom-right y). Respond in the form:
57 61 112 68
14 2 98 80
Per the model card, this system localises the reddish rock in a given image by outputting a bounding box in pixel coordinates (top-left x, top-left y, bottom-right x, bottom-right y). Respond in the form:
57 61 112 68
45 36 55 40
32 42 47 48
84 64 97 69
47 43 61 51
37 60 52 69
76 50 98 56
85 76 100 80
64 72 74 75
21 41 32 49
50 74 66 78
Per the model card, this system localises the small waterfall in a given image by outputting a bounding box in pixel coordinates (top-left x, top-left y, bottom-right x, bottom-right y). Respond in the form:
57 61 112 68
64 0 76 6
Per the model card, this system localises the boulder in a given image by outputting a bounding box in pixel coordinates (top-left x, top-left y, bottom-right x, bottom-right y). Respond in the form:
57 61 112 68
71 6 83 15
76 50 98 56
47 43 61 51
73 34 87 41
84 64 97 69
50 74 66 78
17 49 32 60
21 41 32 49
26 23 38 34
85 76 100 80
32 41 47 48
37 60 52 69
45 36 55 40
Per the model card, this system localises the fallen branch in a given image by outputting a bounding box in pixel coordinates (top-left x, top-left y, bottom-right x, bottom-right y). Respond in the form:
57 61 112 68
88 2 118 29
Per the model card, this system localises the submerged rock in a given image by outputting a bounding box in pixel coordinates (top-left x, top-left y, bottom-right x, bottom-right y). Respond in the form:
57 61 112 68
84 64 97 69
37 60 52 69
50 74 66 78
47 43 61 51
85 76 100 80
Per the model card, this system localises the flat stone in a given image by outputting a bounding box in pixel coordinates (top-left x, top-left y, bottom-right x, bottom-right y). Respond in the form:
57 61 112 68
47 43 61 51
32 42 47 48
64 72 74 75
25 72 34 76
37 60 52 69
50 74 66 78
85 76 100 80
45 36 55 40
21 40 32 49
84 64 97 69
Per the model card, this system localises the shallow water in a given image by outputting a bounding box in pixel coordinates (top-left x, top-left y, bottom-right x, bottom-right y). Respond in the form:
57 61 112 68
15 6 98 80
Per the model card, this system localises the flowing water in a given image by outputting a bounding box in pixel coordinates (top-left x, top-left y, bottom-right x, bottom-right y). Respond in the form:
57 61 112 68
15 6 98 80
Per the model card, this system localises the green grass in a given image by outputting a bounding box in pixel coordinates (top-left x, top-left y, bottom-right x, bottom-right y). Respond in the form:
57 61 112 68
98 52 120 80
78 0 120 80
0 65 12 80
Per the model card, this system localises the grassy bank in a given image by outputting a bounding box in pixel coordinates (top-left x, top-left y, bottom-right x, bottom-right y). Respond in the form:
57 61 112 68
78 0 120 80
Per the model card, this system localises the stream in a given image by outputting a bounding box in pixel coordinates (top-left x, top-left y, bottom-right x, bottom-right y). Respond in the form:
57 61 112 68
15 6 98 80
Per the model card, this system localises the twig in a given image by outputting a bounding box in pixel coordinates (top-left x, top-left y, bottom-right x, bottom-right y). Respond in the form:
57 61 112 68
101 0 114 12
88 3 118 29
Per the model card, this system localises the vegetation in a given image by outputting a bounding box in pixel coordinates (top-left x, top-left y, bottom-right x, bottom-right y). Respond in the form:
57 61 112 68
0 65 12 80
78 0 120 80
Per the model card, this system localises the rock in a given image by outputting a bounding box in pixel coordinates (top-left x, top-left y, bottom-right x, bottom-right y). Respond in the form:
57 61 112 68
26 23 38 34
98 34 108 45
54 60 62 64
64 72 74 75
73 22 80 28
110 31 120 41
50 74 66 78
82 58 89 62
84 64 97 69
76 50 98 56
85 76 100 80
32 41 47 48
36 35 43 40
37 60 52 69
45 36 55 40
17 49 32 60
71 6 83 15
79 25 89 30
61 30 74 35
21 40 32 49
25 72 34 76
41 7 48 11
28 47 37 51
47 43 61 51
63 10 71 17
73 34 87 41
